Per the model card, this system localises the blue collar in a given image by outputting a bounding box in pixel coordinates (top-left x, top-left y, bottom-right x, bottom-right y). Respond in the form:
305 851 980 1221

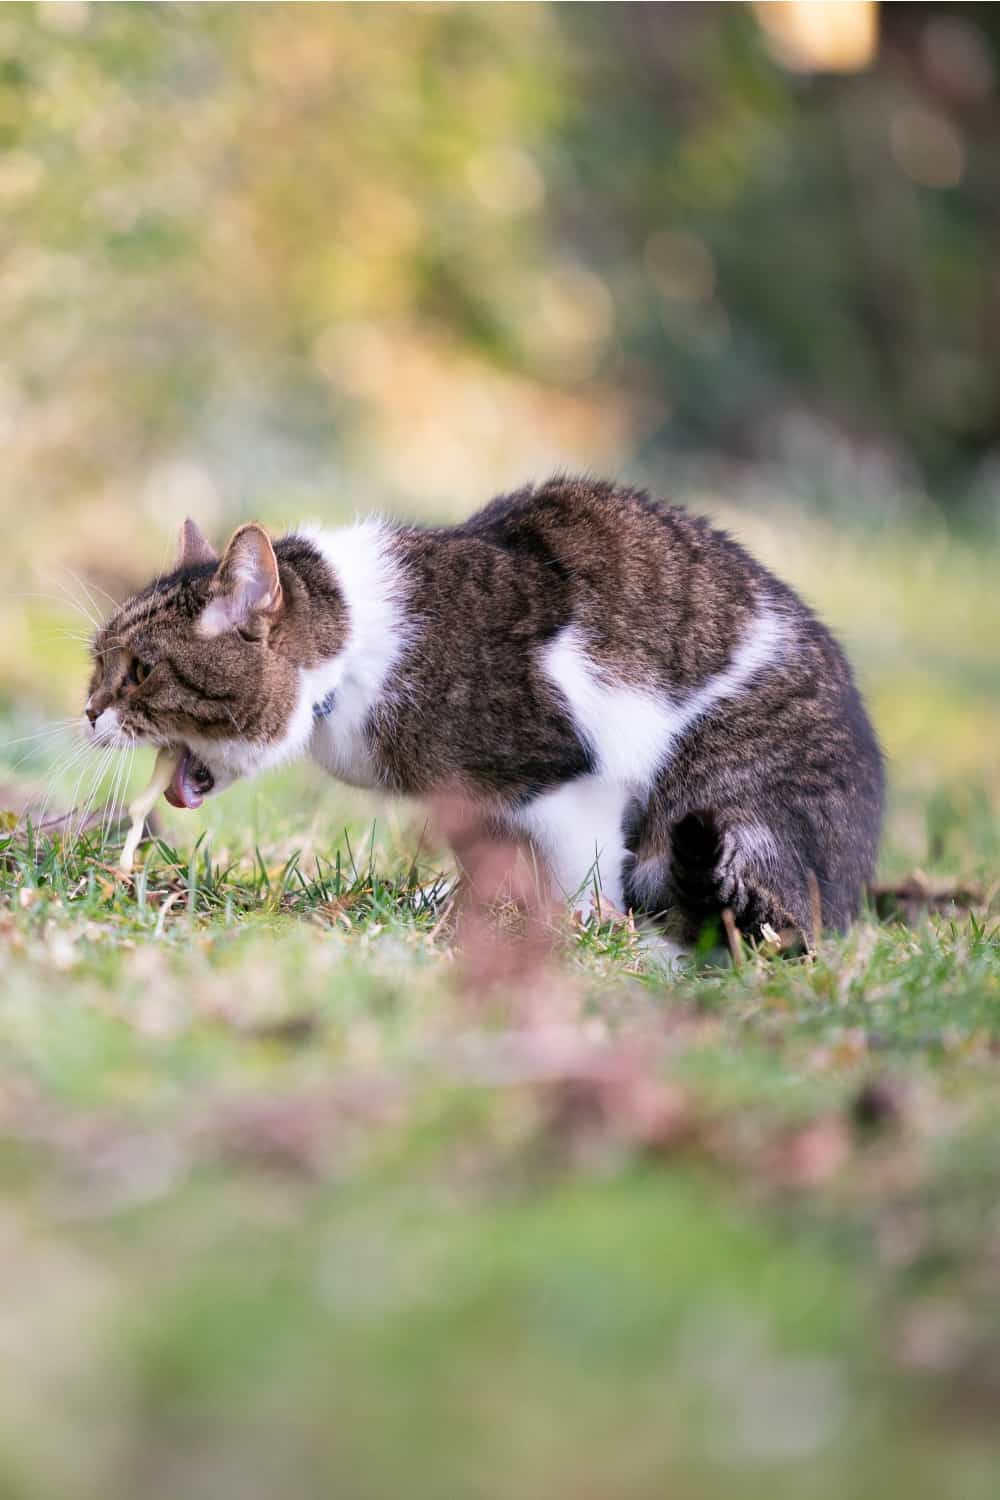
312 689 337 722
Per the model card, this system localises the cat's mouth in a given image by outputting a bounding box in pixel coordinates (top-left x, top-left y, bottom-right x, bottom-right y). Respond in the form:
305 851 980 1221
163 748 216 810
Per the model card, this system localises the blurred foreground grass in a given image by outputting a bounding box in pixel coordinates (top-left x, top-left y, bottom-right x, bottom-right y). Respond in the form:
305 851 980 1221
1 504 999 1499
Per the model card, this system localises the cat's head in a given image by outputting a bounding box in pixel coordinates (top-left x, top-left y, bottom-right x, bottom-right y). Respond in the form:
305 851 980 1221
85 519 339 809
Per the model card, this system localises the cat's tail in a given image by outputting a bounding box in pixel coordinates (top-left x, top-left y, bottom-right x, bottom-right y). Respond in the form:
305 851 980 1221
666 809 809 948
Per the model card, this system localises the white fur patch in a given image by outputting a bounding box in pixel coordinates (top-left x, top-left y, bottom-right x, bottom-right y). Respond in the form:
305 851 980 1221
520 602 787 909
90 706 126 747
541 629 677 790
541 604 786 793
299 519 412 789
515 775 631 913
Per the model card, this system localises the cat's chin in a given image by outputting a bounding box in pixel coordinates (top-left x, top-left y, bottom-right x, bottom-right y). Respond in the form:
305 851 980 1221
163 748 216 810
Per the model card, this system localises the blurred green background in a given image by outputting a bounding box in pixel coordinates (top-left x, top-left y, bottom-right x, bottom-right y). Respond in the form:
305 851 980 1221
1 9 1000 1499
4 0 1000 526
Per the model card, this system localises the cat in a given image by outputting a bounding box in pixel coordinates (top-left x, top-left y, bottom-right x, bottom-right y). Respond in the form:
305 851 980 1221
85 476 884 943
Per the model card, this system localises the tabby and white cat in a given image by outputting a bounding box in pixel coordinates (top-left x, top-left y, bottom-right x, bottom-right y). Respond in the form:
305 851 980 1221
86 477 884 940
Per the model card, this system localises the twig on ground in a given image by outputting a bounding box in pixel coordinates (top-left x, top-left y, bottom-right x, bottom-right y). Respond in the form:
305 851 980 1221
721 906 743 969
807 868 823 952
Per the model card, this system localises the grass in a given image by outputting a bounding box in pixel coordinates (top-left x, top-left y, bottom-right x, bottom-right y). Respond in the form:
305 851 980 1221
1 509 999 1499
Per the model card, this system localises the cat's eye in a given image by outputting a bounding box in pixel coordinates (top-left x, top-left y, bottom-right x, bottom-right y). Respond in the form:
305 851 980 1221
128 658 153 686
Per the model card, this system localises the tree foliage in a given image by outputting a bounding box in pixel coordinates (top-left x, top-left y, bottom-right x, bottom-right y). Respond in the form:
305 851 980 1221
0 2 997 525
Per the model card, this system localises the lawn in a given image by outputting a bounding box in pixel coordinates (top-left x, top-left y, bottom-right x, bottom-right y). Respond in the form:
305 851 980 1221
1 506 999 1499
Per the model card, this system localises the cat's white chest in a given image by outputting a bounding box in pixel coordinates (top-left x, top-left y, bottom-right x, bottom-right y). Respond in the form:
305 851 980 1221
296 519 409 792
309 715 381 789
305 666 383 792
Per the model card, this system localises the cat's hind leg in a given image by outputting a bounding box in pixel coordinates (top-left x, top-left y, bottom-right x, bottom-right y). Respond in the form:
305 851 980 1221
628 808 811 949
672 809 811 945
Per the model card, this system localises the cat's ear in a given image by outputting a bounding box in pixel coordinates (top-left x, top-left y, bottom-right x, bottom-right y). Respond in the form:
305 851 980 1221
177 517 218 569
197 523 282 637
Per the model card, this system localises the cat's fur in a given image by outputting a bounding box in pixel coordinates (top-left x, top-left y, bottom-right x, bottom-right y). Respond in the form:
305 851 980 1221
86 477 884 940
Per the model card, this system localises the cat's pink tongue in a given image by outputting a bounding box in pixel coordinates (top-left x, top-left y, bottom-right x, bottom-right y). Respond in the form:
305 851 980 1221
164 750 204 810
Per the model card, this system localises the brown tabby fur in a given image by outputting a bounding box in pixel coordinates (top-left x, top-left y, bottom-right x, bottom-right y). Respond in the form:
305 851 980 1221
88 476 884 943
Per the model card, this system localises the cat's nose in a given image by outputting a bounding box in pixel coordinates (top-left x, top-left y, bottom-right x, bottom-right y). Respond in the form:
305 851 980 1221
85 703 99 728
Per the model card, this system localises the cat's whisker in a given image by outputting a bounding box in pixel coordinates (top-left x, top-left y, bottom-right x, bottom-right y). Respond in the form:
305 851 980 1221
44 629 94 643
1 719 82 750
35 737 92 782
3 732 87 781
9 591 96 611
118 743 139 846
101 741 134 850
99 752 122 847
59 564 119 615
49 578 102 632
52 571 105 632
3 712 82 734
68 745 117 848
30 737 95 798
59 744 107 840
10 595 103 654
83 641 128 660
31 738 105 834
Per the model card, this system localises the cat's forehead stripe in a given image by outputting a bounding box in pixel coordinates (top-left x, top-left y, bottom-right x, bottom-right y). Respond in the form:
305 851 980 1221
111 583 188 635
